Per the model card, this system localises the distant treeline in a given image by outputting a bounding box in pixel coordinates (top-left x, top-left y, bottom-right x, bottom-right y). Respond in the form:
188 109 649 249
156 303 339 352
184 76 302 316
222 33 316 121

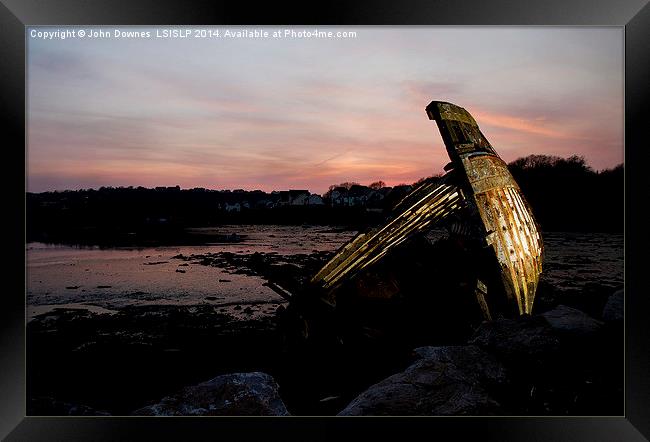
26 154 622 245
508 155 622 233
26 186 400 245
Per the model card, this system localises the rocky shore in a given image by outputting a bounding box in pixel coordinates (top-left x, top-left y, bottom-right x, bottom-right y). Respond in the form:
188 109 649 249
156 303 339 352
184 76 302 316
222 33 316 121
27 246 623 416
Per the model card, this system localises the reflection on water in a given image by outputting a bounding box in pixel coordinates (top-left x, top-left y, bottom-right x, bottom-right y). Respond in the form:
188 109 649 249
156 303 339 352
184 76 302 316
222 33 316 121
26 226 358 318
26 225 623 319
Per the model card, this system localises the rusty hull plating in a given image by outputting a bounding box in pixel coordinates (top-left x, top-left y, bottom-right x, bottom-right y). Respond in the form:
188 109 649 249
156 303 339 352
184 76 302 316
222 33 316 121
310 101 543 316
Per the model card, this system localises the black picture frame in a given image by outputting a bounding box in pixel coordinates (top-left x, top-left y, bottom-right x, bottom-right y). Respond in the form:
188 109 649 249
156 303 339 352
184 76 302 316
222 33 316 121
2 0 648 440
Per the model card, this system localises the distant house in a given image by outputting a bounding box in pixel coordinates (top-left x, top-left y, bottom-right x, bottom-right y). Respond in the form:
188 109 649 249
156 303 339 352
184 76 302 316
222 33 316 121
289 190 310 205
277 190 311 206
390 185 413 197
383 185 413 207
223 202 241 212
214 188 327 210
277 191 290 206
307 194 324 205
329 185 376 207
347 185 372 206
367 188 387 206
255 199 275 209
329 187 348 206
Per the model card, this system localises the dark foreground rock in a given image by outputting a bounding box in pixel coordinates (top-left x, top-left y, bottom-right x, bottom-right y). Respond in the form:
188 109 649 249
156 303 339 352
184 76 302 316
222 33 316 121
469 306 620 415
27 281 623 416
541 304 603 337
602 289 623 322
340 298 622 416
469 315 560 366
338 345 507 416
27 305 283 416
132 372 289 416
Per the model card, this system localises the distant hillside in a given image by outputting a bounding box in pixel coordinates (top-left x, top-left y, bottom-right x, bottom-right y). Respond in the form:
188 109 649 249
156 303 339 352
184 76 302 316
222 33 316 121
26 155 623 245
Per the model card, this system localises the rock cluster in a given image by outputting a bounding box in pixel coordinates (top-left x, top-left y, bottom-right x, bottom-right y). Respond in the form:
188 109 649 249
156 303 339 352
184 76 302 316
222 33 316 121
132 372 289 416
336 289 623 416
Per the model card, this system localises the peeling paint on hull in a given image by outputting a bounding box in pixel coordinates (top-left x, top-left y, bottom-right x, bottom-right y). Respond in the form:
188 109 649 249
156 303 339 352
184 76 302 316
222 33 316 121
464 155 543 314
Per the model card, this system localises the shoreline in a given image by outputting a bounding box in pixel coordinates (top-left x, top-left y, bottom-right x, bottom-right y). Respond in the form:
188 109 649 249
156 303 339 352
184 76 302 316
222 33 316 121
26 228 623 416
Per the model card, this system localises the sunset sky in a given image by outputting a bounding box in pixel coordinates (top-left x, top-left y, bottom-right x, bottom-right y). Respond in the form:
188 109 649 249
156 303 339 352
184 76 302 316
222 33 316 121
27 27 623 194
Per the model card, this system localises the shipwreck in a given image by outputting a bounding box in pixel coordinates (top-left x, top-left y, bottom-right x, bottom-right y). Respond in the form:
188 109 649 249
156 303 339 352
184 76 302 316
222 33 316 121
275 101 544 346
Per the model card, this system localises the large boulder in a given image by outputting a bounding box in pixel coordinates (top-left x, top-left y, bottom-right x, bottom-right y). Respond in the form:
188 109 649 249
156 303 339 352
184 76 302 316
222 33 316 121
602 289 624 322
541 305 603 337
132 372 289 416
337 345 507 416
469 315 560 366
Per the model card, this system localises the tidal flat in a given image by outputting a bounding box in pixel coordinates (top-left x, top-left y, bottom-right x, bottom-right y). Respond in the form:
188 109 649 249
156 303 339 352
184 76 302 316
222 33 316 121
26 226 623 416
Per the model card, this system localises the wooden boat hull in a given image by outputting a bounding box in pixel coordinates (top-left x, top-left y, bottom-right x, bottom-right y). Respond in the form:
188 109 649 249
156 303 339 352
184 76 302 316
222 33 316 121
308 101 543 316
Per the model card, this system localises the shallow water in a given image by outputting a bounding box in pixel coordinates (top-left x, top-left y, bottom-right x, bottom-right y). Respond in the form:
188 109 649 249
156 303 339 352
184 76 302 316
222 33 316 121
26 226 623 319
26 226 357 319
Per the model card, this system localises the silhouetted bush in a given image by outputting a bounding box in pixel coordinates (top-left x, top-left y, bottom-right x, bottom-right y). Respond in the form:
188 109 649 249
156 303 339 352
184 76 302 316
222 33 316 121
508 155 622 233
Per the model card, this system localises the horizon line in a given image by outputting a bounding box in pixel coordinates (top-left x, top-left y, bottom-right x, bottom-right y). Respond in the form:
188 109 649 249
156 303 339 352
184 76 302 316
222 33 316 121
26 156 624 195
